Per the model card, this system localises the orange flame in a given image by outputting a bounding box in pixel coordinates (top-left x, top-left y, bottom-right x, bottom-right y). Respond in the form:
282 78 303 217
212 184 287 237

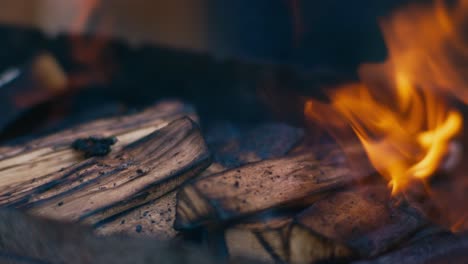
305 0 468 194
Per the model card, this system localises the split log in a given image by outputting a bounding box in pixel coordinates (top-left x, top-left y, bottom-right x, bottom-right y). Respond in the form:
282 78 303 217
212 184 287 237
224 213 293 263
94 191 178 239
175 145 369 230
0 101 196 205
95 122 303 239
223 186 427 264
353 233 468 264
2 117 211 225
288 186 426 264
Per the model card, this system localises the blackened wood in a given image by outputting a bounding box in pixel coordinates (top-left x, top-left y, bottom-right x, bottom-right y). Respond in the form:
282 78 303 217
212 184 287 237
0 101 196 206
204 122 303 174
96 122 303 239
3 117 211 224
175 145 366 230
94 191 178 239
289 186 426 264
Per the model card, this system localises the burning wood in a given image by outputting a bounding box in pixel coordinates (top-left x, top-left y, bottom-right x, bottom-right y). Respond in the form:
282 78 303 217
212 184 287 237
174 146 368 230
1 118 211 225
0 1 467 262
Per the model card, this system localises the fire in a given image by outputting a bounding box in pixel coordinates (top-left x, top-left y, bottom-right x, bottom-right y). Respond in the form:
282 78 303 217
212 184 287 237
305 0 468 193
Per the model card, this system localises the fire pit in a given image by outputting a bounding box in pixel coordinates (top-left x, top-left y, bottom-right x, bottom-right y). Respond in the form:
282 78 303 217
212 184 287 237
0 1 467 264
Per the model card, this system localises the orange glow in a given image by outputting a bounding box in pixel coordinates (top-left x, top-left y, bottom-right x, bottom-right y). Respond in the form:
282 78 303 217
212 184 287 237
305 0 467 193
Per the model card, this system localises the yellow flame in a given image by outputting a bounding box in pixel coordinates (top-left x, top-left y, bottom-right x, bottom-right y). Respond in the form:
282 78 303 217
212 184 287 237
305 0 467 193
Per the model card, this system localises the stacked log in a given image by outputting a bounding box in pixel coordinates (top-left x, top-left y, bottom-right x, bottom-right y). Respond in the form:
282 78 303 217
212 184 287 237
0 100 464 264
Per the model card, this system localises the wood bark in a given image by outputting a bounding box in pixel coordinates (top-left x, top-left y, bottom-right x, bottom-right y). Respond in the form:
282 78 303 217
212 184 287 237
175 145 368 230
1 117 211 225
0 101 196 205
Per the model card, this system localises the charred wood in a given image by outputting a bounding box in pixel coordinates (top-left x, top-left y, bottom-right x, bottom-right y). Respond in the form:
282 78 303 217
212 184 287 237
97 122 303 239
202 122 304 176
94 191 179 240
175 145 368 230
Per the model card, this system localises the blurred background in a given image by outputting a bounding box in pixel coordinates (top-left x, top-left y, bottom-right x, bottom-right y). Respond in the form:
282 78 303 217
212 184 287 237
0 0 432 141
0 0 428 70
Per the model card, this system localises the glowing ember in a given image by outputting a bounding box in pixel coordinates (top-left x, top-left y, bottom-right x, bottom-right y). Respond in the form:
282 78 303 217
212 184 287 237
305 0 468 194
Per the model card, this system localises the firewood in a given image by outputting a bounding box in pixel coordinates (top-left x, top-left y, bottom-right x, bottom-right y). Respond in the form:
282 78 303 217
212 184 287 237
222 186 427 264
353 233 468 264
95 122 302 239
288 186 426 264
94 191 178 239
175 145 367 230
2 117 211 225
0 101 196 205
94 122 302 239
224 213 293 263
202 122 304 176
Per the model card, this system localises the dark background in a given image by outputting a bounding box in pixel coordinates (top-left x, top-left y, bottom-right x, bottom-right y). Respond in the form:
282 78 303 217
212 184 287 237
208 0 430 71
0 0 436 140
